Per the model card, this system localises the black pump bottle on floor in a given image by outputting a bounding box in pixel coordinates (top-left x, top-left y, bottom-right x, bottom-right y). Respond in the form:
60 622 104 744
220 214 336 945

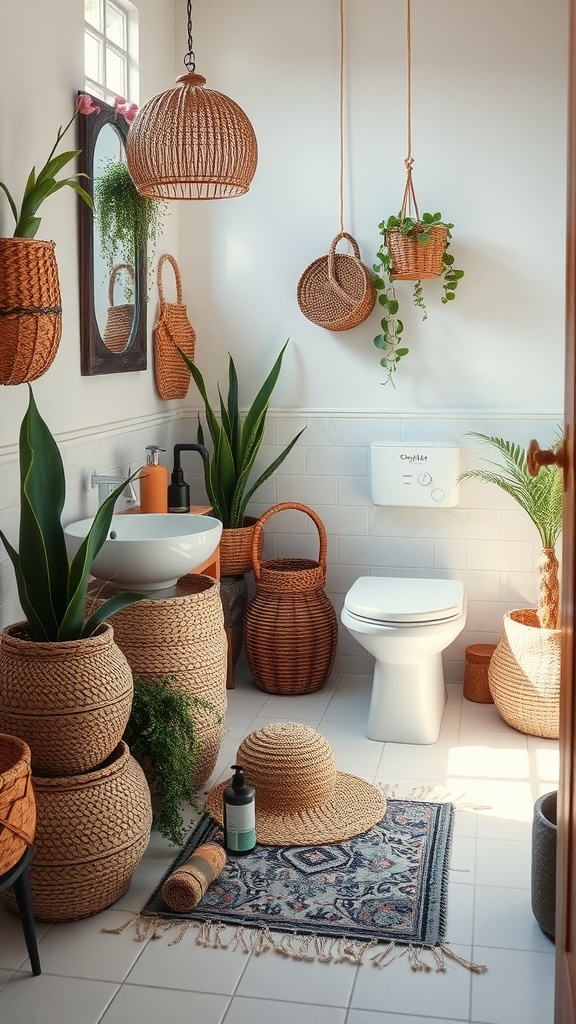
223 764 256 855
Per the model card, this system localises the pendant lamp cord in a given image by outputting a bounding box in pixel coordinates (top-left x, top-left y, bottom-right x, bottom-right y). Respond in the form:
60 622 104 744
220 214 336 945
400 0 419 221
184 0 196 72
339 0 345 234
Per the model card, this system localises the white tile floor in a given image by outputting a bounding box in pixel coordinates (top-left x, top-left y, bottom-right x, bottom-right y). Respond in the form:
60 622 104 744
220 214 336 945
0 664 559 1024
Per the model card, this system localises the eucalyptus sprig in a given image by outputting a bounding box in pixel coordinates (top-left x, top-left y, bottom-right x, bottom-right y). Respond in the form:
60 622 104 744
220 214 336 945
373 211 464 386
125 676 225 846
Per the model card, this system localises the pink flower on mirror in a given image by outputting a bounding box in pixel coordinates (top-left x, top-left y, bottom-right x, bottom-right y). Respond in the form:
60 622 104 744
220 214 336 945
113 97 139 124
77 93 101 116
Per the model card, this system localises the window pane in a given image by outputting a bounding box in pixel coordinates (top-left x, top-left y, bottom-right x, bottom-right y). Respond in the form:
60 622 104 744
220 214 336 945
106 1 126 48
106 46 126 97
85 0 101 31
85 32 102 85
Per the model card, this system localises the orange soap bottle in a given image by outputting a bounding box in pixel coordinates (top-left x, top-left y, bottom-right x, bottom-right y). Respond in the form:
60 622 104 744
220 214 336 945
139 445 169 513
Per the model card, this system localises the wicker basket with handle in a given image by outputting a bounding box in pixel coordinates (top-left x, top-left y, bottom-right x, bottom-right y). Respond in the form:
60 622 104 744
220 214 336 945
297 232 375 332
153 253 196 400
102 264 134 354
244 503 338 694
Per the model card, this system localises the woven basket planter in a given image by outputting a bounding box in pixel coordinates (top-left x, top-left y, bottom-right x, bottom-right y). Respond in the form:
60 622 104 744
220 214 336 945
3 741 152 922
0 238 62 385
0 734 36 875
387 224 448 281
97 576 227 786
219 517 263 576
244 503 338 695
488 609 561 738
0 622 134 776
297 232 376 332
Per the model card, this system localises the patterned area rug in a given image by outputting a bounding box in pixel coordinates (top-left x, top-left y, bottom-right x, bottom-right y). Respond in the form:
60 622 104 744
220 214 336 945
109 798 485 972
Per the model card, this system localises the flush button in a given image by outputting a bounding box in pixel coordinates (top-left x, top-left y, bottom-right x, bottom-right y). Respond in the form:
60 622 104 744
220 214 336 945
418 472 432 486
431 488 445 502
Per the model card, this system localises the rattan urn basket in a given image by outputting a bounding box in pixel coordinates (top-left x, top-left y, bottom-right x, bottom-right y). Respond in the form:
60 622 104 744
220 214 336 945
297 232 376 332
95 576 227 787
0 238 62 386
3 742 152 922
463 644 496 704
0 734 36 876
244 503 338 695
0 622 134 776
488 609 561 738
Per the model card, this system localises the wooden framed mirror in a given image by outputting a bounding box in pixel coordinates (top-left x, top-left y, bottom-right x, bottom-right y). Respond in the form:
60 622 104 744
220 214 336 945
77 94 147 375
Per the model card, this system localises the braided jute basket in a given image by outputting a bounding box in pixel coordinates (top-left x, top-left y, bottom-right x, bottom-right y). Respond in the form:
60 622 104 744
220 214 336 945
488 609 561 738
0 734 36 876
3 742 152 922
387 223 448 280
154 253 196 400
297 231 376 332
244 503 338 695
0 238 62 386
91 576 227 786
0 622 133 777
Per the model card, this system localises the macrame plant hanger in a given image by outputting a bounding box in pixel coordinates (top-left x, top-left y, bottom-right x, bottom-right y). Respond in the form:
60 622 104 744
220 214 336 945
399 0 419 225
296 0 375 331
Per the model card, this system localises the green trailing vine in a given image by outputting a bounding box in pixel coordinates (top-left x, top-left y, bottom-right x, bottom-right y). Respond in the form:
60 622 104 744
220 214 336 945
94 159 166 292
373 211 464 387
124 675 225 846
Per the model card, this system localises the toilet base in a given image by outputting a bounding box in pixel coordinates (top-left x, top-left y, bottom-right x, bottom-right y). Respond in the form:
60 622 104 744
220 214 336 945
367 654 446 744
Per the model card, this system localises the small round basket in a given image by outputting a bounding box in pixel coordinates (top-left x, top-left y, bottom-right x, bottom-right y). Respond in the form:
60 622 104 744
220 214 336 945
297 232 375 332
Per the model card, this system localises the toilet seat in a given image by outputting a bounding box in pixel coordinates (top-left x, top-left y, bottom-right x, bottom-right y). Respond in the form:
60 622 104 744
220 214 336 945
343 576 465 625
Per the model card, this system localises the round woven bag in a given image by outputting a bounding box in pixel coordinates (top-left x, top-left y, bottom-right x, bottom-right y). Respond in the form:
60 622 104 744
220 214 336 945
3 741 152 922
297 231 375 332
488 609 561 738
0 622 134 777
0 734 36 875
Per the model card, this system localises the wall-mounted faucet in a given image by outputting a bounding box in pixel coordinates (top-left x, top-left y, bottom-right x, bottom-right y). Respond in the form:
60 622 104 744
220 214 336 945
91 469 138 508
167 443 209 513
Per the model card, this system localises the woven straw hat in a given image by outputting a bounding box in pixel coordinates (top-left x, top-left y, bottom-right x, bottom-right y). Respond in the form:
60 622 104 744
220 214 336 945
205 722 386 845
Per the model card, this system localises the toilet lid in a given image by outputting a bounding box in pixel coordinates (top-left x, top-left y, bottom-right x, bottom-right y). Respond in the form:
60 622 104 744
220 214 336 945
344 576 464 624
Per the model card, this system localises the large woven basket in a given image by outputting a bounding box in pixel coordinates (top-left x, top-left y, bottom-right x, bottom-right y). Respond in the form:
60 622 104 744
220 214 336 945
154 253 196 400
0 238 62 386
102 263 134 354
219 516 263 576
387 224 448 281
94 576 227 786
297 232 376 332
3 741 152 922
0 734 36 875
244 503 338 694
488 609 561 738
0 622 134 776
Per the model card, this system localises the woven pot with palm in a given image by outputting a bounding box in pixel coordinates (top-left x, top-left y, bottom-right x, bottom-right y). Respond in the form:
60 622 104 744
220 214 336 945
459 432 563 736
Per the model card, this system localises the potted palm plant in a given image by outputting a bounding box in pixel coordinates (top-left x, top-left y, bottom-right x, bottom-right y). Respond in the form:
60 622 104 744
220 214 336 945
0 386 145 775
458 431 563 738
179 341 305 575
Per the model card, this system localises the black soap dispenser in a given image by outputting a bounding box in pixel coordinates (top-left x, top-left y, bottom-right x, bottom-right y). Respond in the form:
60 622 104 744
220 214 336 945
223 764 256 855
167 443 209 513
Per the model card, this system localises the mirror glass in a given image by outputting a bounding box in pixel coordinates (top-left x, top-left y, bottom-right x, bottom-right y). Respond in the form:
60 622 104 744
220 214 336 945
78 94 147 375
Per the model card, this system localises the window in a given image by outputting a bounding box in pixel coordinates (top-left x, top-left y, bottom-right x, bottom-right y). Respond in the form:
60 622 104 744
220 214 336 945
84 0 138 104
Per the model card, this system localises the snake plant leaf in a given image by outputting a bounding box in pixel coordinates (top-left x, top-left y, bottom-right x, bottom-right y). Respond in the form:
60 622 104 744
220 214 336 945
227 356 240 462
0 530 50 641
82 590 147 639
233 426 307 525
238 341 288 464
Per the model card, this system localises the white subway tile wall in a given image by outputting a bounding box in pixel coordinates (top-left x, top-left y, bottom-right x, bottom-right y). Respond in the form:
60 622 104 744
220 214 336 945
0 411 559 688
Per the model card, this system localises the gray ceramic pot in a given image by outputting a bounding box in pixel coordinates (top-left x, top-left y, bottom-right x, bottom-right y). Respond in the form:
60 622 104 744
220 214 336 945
531 790 557 942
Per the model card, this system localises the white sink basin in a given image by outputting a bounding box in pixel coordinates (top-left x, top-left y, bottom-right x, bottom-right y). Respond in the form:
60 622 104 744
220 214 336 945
64 513 222 591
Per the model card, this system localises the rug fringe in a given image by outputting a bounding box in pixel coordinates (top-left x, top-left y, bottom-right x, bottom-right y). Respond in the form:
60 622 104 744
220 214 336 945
102 916 487 973
378 782 491 811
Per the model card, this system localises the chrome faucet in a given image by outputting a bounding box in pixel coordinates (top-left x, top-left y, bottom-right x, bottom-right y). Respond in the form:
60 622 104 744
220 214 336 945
91 469 138 507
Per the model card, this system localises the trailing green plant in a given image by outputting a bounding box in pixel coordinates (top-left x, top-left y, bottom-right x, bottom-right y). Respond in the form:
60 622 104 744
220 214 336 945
179 341 306 529
0 386 144 642
94 159 166 284
458 431 564 629
373 212 464 386
124 676 225 846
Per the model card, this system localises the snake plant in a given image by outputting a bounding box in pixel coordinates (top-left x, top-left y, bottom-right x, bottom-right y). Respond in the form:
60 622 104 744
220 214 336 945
0 386 144 642
179 341 305 529
458 432 563 629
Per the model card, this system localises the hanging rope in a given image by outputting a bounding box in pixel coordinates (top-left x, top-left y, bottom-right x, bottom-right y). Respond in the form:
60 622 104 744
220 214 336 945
339 0 345 233
400 0 419 222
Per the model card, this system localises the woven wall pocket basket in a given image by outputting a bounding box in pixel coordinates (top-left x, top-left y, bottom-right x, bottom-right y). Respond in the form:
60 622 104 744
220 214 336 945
297 231 376 332
244 503 338 695
0 734 36 876
0 238 62 386
102 263 135 354
153 253 196 400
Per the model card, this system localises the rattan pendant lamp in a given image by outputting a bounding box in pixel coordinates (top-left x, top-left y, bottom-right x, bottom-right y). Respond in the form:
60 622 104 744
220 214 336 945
126 0 258 200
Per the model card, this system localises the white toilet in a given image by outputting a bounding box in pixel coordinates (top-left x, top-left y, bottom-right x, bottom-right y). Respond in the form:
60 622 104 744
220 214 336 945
341 442 467 745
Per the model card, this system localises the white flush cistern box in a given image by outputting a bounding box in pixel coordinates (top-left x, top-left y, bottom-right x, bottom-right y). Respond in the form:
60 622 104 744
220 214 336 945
370 443 461 508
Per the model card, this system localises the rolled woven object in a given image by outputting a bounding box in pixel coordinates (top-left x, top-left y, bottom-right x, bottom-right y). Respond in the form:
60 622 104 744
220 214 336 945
162 842 226 911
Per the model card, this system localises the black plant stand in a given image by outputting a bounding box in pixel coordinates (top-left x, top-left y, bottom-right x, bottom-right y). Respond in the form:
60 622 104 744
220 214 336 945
0 845 41 975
